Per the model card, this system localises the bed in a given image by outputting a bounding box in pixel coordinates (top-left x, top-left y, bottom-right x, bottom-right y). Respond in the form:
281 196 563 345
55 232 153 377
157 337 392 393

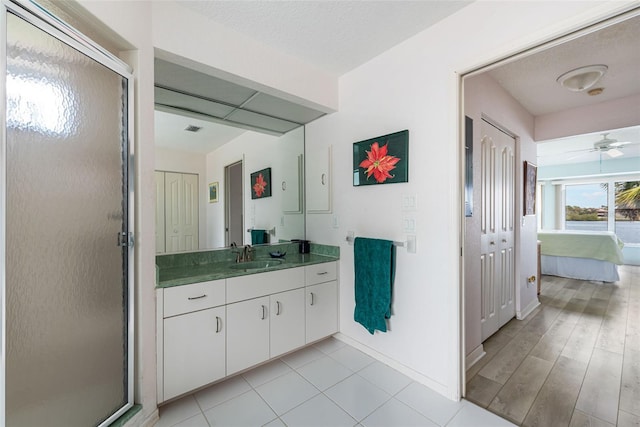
538 230 625 282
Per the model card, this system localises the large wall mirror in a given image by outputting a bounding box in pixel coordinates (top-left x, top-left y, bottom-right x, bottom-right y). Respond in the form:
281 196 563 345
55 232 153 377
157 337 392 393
154 56 325 254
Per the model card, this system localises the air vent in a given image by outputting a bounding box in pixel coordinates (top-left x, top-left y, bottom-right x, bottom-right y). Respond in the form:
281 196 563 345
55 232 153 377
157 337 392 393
184 125 202 132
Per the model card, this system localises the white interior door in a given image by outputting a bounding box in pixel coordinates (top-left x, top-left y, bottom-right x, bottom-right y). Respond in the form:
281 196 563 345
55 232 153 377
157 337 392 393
165 172 199 252
480 119 516 341
225 161 243 246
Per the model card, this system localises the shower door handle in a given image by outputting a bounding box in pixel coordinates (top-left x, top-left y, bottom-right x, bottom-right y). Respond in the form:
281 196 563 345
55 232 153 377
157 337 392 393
117 232 134 247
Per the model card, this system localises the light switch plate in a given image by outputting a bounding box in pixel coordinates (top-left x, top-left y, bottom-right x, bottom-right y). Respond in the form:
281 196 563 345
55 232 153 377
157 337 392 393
402 216 416 233
406 235 416 253
402 193 418 212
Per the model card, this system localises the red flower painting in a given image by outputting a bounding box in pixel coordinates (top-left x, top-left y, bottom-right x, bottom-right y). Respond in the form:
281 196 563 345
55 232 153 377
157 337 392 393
253 173 268 197
359 142 401 183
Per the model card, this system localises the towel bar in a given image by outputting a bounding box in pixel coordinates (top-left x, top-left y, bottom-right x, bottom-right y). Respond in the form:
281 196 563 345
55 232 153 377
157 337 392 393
345 235 404 247
247 227 276 235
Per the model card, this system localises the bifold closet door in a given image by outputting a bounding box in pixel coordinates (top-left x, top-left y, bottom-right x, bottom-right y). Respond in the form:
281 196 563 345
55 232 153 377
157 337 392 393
480 119 516 341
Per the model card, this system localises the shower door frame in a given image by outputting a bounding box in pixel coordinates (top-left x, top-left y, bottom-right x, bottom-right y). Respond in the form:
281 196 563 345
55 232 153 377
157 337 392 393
0 0 136 425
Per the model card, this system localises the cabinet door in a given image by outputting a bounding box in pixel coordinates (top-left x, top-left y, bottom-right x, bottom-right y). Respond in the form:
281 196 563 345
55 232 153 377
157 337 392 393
270 288 305 358
164 307 225 400
306 281 338 343
227 296 270 375
282 153 302 213
306 145 331 213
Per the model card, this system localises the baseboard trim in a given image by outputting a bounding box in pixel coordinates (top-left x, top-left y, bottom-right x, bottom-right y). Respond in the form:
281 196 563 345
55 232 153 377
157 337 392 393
517 298 540 320
333 333 456 401
465 344 486 371
140 410 159 427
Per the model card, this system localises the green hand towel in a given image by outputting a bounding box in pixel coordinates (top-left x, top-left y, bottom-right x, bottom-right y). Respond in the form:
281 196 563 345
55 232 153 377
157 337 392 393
251 229 267 245
353 237 395 334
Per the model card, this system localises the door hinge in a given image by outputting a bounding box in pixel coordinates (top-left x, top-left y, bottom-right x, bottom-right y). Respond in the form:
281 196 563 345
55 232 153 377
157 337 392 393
117 231 134 247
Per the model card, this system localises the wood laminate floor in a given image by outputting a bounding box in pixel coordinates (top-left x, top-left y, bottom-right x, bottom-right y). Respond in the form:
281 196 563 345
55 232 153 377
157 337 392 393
466 265 640 427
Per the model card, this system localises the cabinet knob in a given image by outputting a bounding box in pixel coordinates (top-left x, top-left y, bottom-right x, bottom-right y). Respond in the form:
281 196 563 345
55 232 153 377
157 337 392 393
282 181 286 191
321 174 326 186
260 305 267 320
309 292 315 306
188 294 207 300
215 316 222 333
276 301 282 316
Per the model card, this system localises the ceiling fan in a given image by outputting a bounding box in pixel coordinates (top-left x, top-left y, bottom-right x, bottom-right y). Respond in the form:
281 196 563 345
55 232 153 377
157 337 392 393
567 133 639 159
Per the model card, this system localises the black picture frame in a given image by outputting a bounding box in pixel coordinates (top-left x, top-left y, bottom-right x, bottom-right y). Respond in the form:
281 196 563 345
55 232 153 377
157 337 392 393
524 161 537 216
353 130 409 186
465 116 473 217
251 167 272 199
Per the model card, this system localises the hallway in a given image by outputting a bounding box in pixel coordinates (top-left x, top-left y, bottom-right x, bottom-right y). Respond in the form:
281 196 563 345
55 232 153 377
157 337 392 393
466 265 640 426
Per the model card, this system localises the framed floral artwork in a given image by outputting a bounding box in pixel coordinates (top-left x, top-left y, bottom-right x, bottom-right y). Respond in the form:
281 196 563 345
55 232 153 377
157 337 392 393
208 181 219 203
524 161 537 215
251 167 272 199
353 130 409 186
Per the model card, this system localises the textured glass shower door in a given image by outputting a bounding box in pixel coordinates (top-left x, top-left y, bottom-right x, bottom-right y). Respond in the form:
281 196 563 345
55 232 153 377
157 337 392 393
4 9 132 427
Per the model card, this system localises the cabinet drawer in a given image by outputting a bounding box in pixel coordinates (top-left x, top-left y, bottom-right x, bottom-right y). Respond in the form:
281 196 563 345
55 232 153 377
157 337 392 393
163 280 226 318
227 267 304 304
305 262 337 285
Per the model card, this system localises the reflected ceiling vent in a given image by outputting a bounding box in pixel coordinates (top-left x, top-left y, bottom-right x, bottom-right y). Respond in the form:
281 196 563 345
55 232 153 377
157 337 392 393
184 125 202 132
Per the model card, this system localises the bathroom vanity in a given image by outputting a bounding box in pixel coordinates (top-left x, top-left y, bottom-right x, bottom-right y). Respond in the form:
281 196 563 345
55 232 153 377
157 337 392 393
155 244 339 403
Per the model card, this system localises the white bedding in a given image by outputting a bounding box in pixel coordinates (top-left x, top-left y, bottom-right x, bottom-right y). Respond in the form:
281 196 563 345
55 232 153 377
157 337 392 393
538 230 624 282
541 254 620 282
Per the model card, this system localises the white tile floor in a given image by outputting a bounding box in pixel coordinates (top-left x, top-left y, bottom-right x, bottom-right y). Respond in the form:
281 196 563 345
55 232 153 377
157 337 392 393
156 338 514 427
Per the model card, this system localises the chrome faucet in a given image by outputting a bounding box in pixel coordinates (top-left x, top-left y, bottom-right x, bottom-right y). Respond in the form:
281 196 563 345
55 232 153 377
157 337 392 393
243 245 253 262
230 242 242 263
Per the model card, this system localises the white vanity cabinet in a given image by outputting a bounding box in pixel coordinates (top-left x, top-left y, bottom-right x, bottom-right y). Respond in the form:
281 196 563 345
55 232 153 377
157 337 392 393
226 296 270 375
226 267 305 374
270 288 306 357
157 260 338 403
305 262 338 343
160 280 226 401
164 307 226 400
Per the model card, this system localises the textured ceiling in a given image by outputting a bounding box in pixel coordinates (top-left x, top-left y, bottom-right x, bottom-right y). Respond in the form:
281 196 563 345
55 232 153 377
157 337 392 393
177 0 471 76
488 14 640 117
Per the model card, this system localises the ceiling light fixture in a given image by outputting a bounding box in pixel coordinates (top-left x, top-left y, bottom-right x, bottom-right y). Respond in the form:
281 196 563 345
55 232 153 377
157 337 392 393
606 148 624 158
587 87 604 96
556 64 608 92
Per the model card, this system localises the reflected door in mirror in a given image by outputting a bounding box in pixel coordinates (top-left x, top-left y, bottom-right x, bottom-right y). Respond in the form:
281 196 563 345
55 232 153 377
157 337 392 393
156 171 199 253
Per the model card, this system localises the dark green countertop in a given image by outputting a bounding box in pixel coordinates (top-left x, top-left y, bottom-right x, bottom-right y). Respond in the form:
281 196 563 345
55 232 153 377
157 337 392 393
156 252 338 288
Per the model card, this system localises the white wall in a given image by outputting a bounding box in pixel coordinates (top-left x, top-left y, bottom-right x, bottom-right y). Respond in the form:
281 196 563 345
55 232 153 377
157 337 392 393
535 94 640 141
206 128 305 248
306 0 634 399
463 73 539 360
151 1 338 114
155 147 208 247
76 0 638 413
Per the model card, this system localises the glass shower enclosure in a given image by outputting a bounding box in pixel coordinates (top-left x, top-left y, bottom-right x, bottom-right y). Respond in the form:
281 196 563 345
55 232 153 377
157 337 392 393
1 1 134 425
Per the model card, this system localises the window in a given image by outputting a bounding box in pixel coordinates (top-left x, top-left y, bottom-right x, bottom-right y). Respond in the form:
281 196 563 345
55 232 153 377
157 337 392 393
560 178 640 246
565 183 608 232
615 180 640 244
